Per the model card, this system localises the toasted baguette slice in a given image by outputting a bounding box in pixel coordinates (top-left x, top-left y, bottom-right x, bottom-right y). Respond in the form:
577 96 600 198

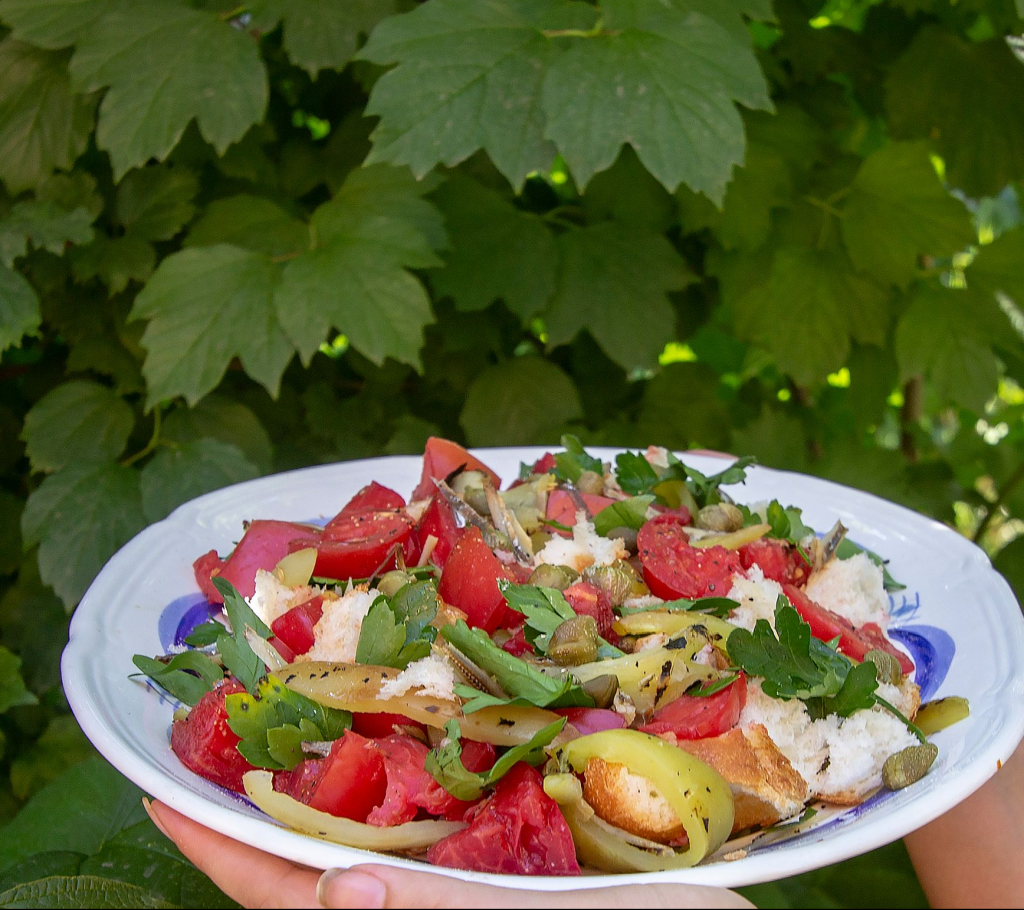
675 725 809 832
582 757 685 844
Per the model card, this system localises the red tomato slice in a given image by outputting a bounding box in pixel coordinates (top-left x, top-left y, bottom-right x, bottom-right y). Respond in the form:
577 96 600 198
351 712 427 739
194 520 321 602
427 763 580 875
316 510 415 580
637 514 742 599
273 757 324 803
411 437 501 501
437 527 516 633
270 595 324 658
338 481 406 516
739 538 810 587
306 731 388 821
553 708 626 736
170 680 255 793
545 490 617 535
562 581 615 637
532 452 557 474
640 673 748 740
784 584 915 675
502 626 535 657
412 493 462 567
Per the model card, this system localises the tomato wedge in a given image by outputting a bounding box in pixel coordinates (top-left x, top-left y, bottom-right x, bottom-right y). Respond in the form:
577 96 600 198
170 680 255 793
784 584 915 675
316 510 415 580
637 514 742 599
412 493 462 567
437 526 515 633
338 481 406 515
739 538 809 587
546 490 616 533
305 731 388 821
639 673 748 740
270 595 324 658
411 437 501 501
194 520 321 602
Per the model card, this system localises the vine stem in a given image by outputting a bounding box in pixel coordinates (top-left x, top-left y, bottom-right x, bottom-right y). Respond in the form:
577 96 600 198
121 406 163 468
220 5 247 21
973 458 1024 543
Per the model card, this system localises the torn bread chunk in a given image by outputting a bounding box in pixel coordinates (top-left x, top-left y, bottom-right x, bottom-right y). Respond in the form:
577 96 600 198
806 552 890 629
297 585 379 664
675 725 809 833
378 653 456 701
727 564 785 632
739 679 920 805
582 757 684 844
247 568 318 628
534 510 628 574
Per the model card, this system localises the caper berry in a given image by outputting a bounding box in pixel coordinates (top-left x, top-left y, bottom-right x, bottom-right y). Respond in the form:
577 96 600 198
580 673 619 708
576 470 605 495
695 503 745 532
549 615 600 666
583 561 648 606
864 649 903 686
529 563 579 590
882 743 938 790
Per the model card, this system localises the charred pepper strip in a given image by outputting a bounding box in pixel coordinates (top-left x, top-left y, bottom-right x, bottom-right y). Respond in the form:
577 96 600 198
548 729 734 871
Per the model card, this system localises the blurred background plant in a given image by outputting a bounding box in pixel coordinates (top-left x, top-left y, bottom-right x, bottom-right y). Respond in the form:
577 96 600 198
0 0 1022 906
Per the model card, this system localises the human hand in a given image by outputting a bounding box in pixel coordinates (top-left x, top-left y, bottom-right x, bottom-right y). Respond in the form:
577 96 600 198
145 800 753 910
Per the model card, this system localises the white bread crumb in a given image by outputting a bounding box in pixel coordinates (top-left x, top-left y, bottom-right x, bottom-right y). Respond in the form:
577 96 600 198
806 553 890 628
247 569 316 627
378 653 457 701
534 510 627 573
300 586 379 663
727 565 785 632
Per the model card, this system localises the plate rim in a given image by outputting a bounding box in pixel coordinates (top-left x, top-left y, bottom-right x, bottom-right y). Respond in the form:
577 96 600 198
62 447 1024 890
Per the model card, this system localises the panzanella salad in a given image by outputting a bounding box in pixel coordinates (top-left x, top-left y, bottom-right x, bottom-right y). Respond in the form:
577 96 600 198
133 437 968 876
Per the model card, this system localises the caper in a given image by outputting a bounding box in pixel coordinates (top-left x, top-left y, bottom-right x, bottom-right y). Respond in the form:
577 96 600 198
882 743 938 790
580 673 619 708
530 530 552 552
695 503 745 532
377 569 414 598
529 563 579 590
915 696 970 735
577 470 605 495
864 649 903 686
583 561 648 606
549 615 599 666
606 525 639 553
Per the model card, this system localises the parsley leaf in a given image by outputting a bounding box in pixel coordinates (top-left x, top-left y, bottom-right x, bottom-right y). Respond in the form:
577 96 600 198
552 434 603 483
761 500 815 545
618 596 740 619
355 583 438 669
441 620 593 711
835 538 905 592
613 450 756 510
131 651 223 706
213 576 272 695
225 674 352 770
592 495 655 536
614 452 661 496
425 717 565 801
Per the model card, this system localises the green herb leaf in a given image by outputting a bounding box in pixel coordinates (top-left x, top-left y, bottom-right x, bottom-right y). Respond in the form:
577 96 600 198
355 597 408 668
131 652 223 707
499 581 575 654
762 500 815 545
613 452 661 496
592 495 655 536
426 717 565 801
552 434 603 483
182 621 223 649
213 576 271 695
225 674 351 770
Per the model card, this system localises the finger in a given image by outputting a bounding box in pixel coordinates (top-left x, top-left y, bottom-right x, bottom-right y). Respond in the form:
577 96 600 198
146 800 321 909
317 863 755 910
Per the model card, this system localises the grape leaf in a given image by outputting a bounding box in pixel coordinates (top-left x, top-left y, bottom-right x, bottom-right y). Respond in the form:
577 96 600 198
840 141 974 288
0 200 95 266
68 0 268 178
131 244 294 407
460 356 582 446
677 142 792 250
0 875 174 909
430 176 557 321
140 438 259 522
894 284 1012 413
968 227 1024 304
886 28 1024 197
733 247 891 385
22 380 135 473
0 0 114 49
582 145 677 232
637 362 730 450
115 164 198 242
358 0 586 189
162 395 273 474
9 716 94 801
275 166 444 368
0 262 40 354
0 646 37 714
21 461 147 608
0 490 22 576
184 194 309 258
0 39 96 194
545 222 694 369
71 234 156 294
542 0 771 199
250 0 398 75
729 409 809 472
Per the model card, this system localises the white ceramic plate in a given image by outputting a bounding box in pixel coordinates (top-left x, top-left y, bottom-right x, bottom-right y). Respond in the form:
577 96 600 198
62 448 1024 890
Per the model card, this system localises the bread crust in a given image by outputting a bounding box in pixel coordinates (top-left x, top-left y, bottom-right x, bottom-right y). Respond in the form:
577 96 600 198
582 757 685 844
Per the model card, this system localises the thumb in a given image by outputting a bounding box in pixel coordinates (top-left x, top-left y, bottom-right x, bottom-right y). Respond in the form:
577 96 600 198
316 863 754 909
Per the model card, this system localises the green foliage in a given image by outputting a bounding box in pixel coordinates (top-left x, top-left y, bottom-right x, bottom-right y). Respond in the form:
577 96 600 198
1 0 1023 904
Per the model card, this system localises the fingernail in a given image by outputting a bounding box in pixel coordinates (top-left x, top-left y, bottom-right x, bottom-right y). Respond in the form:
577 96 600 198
317 868 387 909
142 797 172 840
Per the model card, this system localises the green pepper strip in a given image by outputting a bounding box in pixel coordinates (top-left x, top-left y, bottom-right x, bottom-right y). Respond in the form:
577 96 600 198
549 729 734 871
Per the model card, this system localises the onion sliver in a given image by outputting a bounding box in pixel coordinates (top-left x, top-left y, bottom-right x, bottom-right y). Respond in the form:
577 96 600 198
243 771 464 851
